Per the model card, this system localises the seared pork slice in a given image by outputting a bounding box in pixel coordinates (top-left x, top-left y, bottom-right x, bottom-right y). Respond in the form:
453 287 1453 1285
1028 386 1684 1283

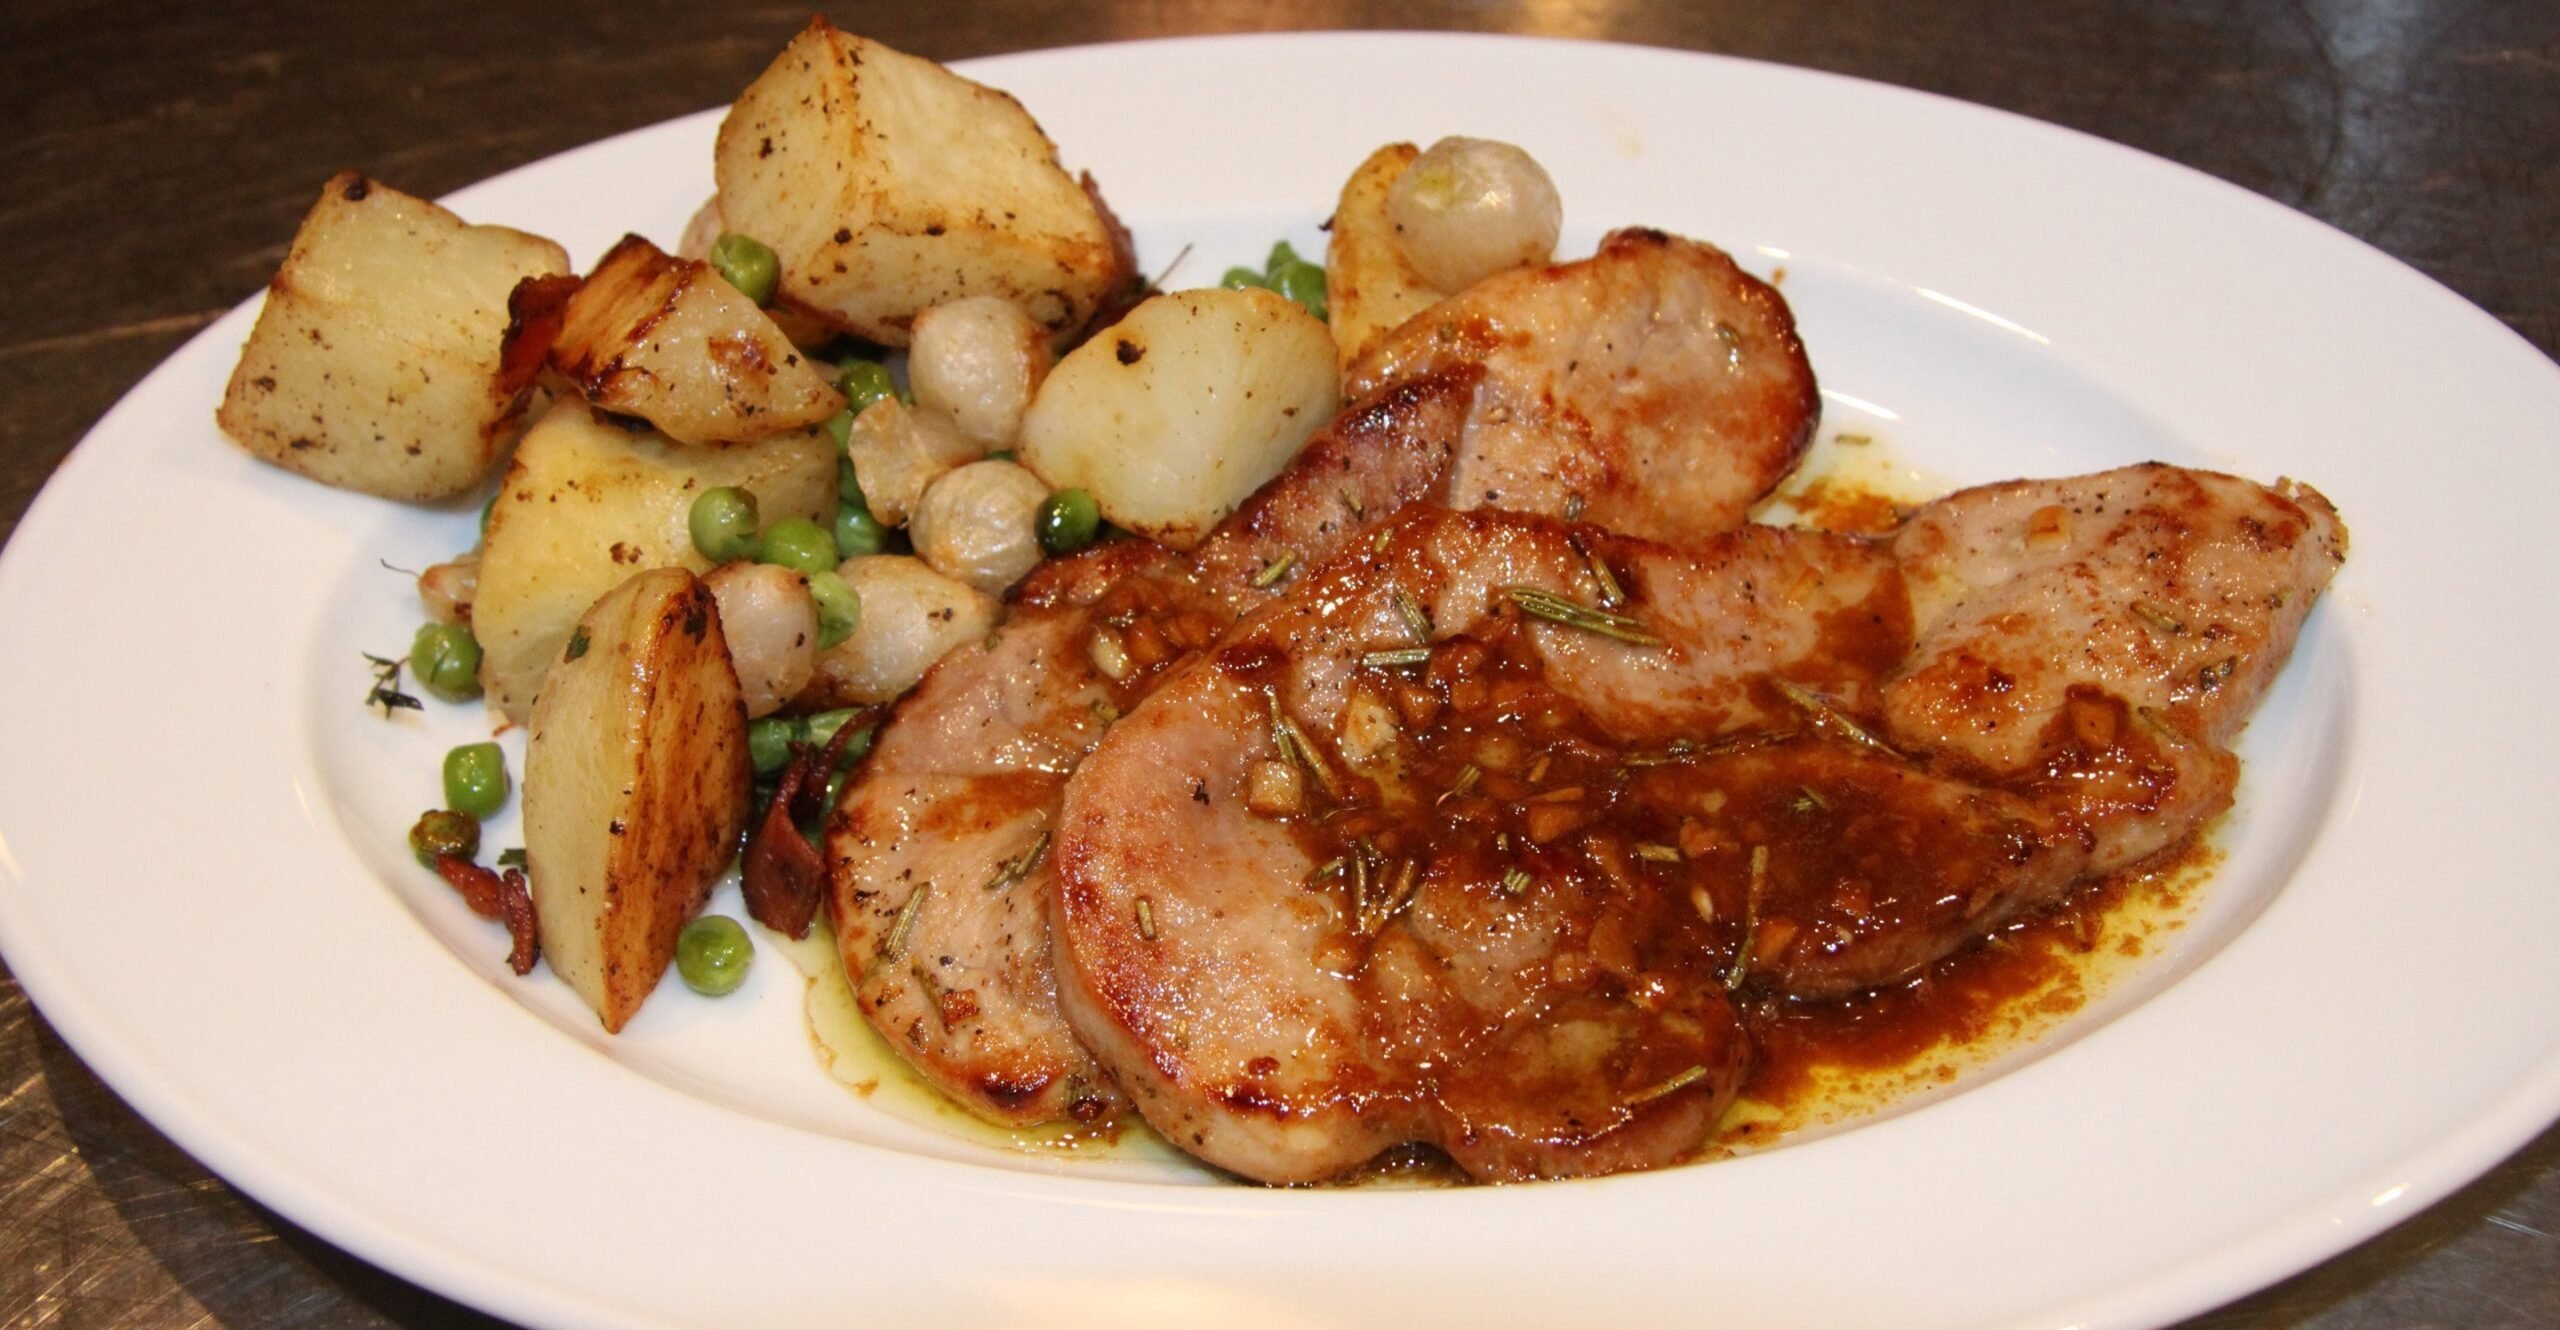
1050 507 1911 1182
830 230 1825 1129
1348 228 1819 545
1884 464 2348 874
1052 470 2345 1181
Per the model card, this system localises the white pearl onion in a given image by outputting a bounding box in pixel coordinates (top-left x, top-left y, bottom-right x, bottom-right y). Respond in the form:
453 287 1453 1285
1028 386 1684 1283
1384 136 1563 294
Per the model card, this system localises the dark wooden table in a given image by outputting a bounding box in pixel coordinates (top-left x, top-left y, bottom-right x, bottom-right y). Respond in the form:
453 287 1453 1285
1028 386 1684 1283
4 1 2555 1325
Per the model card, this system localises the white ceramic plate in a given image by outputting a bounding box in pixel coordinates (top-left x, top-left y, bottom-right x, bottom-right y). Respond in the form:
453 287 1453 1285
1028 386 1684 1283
4 31 2557 1330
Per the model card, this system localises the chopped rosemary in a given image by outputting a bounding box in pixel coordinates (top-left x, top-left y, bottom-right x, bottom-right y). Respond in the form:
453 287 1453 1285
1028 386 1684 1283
1362 647 1432 670
1340 489 1366 520
879 881 931 962
1136 896 1159 941
1091 697 1123 725
1448 764 1483 798
1725 845 1768 991
1251 550 1299 589
1834 432 1874 447
1307 856 1347 887
2199 656 2237 691
1770 678 1900 757
1269 695 1340 798
2131 600 2186 635
564 627 590 661
1792 786 1829 814
362 653 423 716
984 830 1050 891
1564 491 1587 522
1625 1064 1712 1106
1573 538 1626 609
1499 866 1534 896
1503 586 1662 646
1634 842 1683 863
1395 590 1433 644
496 847 528 869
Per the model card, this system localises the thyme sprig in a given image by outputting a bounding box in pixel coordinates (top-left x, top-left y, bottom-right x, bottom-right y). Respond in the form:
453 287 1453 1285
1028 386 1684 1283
363 653 423 716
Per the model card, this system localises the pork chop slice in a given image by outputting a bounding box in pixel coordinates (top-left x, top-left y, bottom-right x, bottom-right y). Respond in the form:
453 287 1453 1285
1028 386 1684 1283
1051 467 2344 1180
829 231 1822 1127
1348 227 1819 545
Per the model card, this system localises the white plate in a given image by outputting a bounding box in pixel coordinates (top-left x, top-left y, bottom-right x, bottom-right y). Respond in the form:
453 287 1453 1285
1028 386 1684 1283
3 31 2557 1330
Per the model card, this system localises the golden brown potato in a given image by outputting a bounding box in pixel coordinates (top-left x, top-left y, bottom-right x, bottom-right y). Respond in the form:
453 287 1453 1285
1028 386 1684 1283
1016 288 1339 549
216 172 570 500
522 568 751 1033
1323 144 1447 377
474 397 835 722
712 19 1120 346
550 234 844 447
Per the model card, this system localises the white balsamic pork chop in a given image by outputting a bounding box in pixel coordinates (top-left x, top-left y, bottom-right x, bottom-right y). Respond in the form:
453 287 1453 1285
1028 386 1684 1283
1049 467 2344 1182
827 232 1817 1125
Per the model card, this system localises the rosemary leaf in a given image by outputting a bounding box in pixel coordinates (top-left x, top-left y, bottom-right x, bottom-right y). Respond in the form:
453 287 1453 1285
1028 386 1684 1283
1634 842 1683 863
2130 600 2186 635
1251 550 1299 589
1394 590 1433 644
1625 1064 1711 1106
984 829 1051 891
1503 586 1663 647
1136 896 1159 941
880 881 932 962
1770 678 1900 757
1362 647 1432 670
1499 866 1534 896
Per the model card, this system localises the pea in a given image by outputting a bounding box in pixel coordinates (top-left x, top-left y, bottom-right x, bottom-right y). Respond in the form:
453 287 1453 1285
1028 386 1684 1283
409 808 480 868
1271 261 1328 322
808 569 861 649
1266 240 1310 272
836 359 903 415
1220 266 1267 290
837 457 866 507
411 622 483 703
804 708 874 766
1036 488 1101 556
834 497 890 559
758 517 838 576
707 233 780 307
689 486 762 563
676 915 753 996
747 714 804 776
822 408 856 453
442 742 510 819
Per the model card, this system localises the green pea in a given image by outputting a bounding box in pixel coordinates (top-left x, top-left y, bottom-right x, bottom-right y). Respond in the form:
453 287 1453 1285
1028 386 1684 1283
1271 262 1328 322
804 708 874 766
409 808 480 868
707 233 780 307
676 915 753 996
1220 266 1267 290
834 498 890 559
747 714 804 776
411 622 483 703
836 359 903 415
1266 240 1310 272
758 517 837 576
689 486 762 563
822 408 856 453
1036 488 1101 556
442 742 510 819
808 569 861 649
837 457 865 506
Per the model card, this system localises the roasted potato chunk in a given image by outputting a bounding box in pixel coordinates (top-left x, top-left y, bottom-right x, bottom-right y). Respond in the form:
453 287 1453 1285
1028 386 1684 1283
1324 144 1447 377
523 568 751 1033
1017 288 1338 549
712 19 1120 346
550 234 844 447
474 397 835 722
216 172 569 500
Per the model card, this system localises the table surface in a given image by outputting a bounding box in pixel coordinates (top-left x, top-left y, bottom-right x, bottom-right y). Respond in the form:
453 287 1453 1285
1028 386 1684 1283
3 1 2555 1325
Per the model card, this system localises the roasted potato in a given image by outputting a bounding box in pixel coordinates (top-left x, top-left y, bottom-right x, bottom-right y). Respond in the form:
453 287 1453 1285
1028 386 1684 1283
523 568 751 1033
474 397 835 722
216 172 570 500
549 234 844 447
712 19 1120 346
1016 288 1338 549
805 555 999 705
1323 144 1446 377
